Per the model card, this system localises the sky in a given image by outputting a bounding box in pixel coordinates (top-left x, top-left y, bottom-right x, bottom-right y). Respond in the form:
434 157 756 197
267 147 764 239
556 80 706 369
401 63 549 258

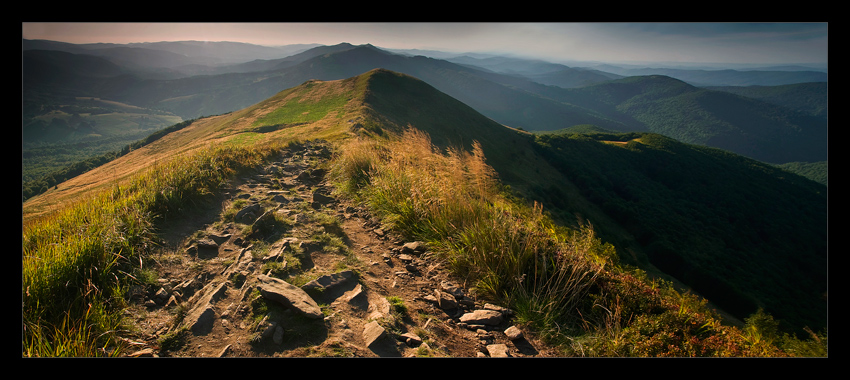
21 22 829 67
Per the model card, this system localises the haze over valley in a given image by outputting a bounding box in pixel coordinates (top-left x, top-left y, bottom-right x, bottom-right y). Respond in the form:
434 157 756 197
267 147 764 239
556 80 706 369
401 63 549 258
22 24 828 187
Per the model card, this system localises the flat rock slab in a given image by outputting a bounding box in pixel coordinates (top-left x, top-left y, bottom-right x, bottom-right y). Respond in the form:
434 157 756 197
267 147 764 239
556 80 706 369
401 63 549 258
302 270 356 290
301 270 358 302
459 309 503 326
486 343 510 358
255 274 323 319
363 320 401 357
183 282 229 335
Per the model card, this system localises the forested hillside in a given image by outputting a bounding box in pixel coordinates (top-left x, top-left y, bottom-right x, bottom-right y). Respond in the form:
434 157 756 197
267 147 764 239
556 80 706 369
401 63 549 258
707 82 828 119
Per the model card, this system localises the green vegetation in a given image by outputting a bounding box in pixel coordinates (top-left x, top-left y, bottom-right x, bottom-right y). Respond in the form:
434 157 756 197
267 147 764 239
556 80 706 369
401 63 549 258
549 75 827 164
329 130 610 334
22 119 198 202
387 296 409 316
251 81 352 128
22 92 184 184
777 161 828 187
707 82 828 118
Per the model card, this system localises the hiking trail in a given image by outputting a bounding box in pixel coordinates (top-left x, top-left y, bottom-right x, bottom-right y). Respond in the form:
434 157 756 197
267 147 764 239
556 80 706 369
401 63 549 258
119 140 553 358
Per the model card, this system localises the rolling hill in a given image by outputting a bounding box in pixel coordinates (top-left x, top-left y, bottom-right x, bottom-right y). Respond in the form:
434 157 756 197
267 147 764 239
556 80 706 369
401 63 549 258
21 42 631 187
23 68 828 339
527 75 828 164
591 64 828 87
707 82 828 119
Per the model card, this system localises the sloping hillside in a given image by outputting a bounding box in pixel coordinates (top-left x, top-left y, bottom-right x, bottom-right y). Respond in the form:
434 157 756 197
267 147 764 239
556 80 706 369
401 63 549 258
532 130 827 333
22 71 371 222
23 69 828 357
707 82 828 119
23 69 588 357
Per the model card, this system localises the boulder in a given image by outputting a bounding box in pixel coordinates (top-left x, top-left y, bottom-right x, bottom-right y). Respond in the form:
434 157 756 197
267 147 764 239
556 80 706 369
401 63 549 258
504 325 524 341
362 320 387 348
402 241 427 254
235 203 262 224
255 274 323 319
362 320 401 357
486 344 510 358
302 270 358 302
434 289 458 310
196 238 219 249
312 189 336 205
459 309 503 326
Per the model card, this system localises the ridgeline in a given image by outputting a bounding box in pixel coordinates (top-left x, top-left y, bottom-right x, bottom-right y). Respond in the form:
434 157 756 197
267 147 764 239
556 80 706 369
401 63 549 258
22 69 827 357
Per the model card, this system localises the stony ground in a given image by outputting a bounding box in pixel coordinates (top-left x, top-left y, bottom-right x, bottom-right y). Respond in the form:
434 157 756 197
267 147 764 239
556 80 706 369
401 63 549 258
117 141 556 358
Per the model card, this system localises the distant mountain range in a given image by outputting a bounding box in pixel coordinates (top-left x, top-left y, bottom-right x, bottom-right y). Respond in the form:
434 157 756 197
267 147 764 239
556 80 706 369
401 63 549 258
23 39 828 167
590 64 827 87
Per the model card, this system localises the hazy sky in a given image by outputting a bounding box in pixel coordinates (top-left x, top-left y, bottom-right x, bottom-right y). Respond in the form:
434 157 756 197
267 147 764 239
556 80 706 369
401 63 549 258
21 22 828 66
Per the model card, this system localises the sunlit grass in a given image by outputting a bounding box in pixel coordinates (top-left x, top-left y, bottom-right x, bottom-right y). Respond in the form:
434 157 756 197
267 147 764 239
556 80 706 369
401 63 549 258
252 82 352 128
22 143 282 357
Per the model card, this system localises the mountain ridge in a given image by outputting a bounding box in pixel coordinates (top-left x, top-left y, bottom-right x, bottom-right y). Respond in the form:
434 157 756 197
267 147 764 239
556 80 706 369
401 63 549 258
23 68 828 338
22 67 828 357
592 65 827 87
23 41 827 167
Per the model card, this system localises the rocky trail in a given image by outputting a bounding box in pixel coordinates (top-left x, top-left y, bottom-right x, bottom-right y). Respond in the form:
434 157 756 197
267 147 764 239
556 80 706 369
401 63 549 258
119 141 553 358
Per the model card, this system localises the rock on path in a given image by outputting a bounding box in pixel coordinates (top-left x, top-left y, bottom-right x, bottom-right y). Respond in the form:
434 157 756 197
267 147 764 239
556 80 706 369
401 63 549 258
255 274 324 319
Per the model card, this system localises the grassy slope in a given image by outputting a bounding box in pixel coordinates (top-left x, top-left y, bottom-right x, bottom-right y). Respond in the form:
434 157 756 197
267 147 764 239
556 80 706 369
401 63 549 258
356 71 661 286
27 68 827 333
22 71 373 357
23 68 827 356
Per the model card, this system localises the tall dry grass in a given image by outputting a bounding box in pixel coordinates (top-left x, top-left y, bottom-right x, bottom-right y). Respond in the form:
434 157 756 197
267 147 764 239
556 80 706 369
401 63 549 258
329 128 616 335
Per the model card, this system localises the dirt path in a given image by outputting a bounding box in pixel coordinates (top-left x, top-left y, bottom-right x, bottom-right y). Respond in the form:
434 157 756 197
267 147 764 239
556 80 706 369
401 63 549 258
118 141 552 358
